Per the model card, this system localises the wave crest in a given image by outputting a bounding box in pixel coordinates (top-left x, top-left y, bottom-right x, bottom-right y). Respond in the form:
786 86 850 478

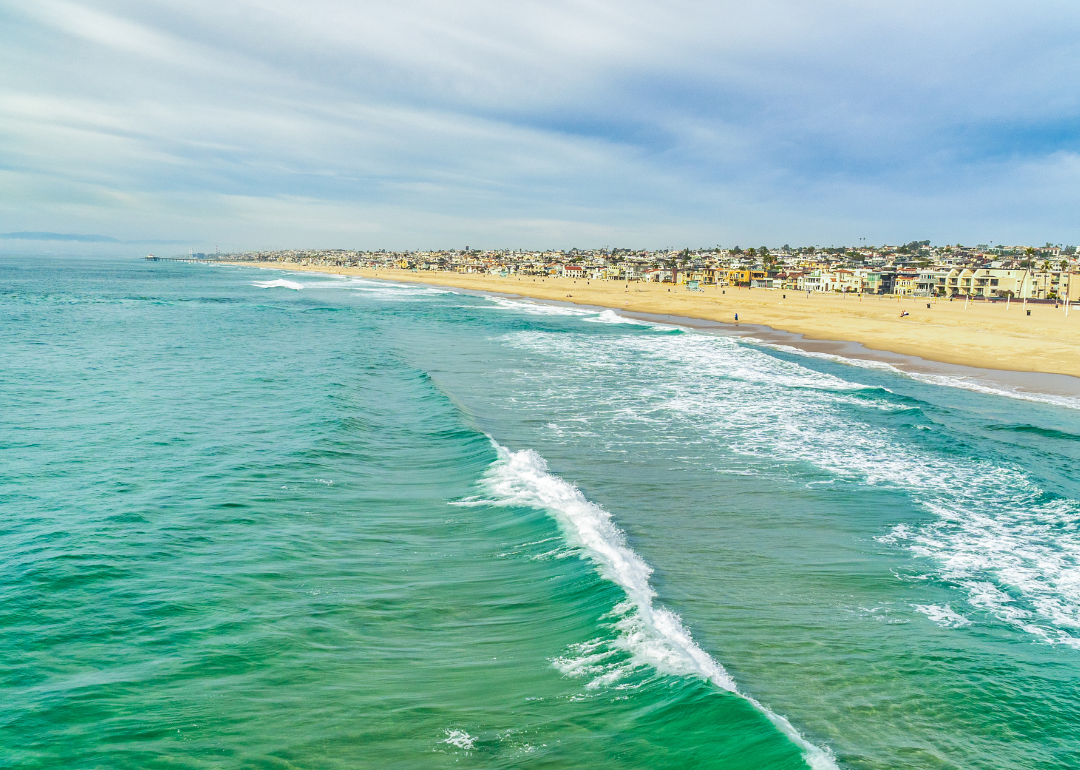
252 279 303 290
474 441 838 770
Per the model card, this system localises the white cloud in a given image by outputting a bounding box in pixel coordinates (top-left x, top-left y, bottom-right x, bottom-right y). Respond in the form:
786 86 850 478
3 0 1080 247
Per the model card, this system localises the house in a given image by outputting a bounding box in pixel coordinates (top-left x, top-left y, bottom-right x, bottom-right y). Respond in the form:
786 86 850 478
894 270 919 296
945 267 1026 298
915 269 948 296
832 269 859 292
802 271 827 292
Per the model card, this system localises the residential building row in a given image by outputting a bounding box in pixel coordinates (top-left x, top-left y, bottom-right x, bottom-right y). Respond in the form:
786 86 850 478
213 246 1080 300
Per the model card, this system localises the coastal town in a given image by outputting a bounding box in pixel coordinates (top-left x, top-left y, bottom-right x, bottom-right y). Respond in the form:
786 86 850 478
207 242 1080 301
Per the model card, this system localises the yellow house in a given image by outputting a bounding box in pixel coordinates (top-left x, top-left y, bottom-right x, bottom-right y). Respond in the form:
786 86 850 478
725 269 765 286
725 268 749 285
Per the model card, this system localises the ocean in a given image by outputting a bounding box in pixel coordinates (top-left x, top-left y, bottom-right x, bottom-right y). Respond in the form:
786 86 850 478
3 256 1080 769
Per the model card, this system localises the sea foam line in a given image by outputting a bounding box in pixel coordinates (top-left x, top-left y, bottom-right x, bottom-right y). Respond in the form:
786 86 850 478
461 441 838 770
252 278 303 290
753 340 1080 411
506 328 1080 648
485 297 680 330
251 272 449 298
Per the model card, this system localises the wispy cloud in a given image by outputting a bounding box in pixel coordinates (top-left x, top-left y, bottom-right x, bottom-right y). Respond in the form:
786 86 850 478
2 0 1080 248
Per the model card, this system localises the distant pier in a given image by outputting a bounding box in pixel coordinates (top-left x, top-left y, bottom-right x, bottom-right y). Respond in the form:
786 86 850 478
145 254 214 263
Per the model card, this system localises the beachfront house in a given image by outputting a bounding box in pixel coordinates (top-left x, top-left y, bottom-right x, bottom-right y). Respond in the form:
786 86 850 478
915 269 948 296
780 271 805 290
832 269 859 292
945 267 1026 298
725 268 749 286
853 269 883 294
802 271 827 292
699 267 721 285
894 270 919 296
1029 270 1080 300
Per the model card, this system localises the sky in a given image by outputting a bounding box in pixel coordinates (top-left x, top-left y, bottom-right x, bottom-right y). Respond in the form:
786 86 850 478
3 0 1080 252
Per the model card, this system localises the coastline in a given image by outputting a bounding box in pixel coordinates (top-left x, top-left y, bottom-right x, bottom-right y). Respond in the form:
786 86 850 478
226 262 1080 396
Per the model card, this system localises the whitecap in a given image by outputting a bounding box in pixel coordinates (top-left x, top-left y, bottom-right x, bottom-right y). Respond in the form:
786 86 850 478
582 309 680 331
473 441 839 770
913 603 972 628
252 279 303 290
753 341 1080 411
495 327 1080 650
443 729 475 750
485 298 681 331
485 296 597 317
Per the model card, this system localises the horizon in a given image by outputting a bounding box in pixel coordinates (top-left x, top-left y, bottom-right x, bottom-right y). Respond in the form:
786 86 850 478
3 237 1074 258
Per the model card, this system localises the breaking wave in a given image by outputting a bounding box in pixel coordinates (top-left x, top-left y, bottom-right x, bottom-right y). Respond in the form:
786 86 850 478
458 441 838 770
252 279 303 290
500 329 1080 649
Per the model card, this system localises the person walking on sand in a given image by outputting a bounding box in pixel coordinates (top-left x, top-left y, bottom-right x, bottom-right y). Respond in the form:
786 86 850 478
734 313 738 322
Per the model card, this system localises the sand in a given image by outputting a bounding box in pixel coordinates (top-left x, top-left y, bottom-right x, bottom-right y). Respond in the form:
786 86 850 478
238 263 1080 378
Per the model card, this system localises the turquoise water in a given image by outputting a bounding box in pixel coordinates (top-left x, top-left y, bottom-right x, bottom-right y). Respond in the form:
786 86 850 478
3 257 1080 769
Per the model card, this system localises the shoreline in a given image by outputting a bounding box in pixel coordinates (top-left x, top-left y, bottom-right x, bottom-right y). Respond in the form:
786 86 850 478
225 262 1080 401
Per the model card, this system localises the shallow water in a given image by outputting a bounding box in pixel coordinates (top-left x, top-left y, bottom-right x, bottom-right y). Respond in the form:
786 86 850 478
3 257 1079 769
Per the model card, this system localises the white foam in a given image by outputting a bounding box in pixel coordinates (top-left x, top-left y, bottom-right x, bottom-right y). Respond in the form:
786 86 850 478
753 340 1080 411
472 442 838 770
443 729 475 750
883 495 1080 648
485 298 679 331
913 604 972 628
496 327 1080 649
252 272 451 299
342 278 450 297
300 276 450 299
583 309 680 331
903 371 1080 411
485 296 597 317
252 279 303 290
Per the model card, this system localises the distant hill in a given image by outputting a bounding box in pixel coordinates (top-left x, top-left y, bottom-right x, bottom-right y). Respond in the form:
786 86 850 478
0 232 120 242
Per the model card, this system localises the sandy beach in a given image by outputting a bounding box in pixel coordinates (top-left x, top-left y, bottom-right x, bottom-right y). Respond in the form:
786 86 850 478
239 263 1080 379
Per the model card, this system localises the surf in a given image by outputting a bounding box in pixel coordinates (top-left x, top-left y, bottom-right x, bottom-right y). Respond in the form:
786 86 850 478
460 440 839 770
252 278 303 290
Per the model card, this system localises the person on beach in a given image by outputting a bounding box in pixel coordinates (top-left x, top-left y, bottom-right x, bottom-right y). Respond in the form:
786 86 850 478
734 313 739 322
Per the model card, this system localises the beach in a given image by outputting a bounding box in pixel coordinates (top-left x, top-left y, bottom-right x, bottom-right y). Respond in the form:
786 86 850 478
239 263 1080 378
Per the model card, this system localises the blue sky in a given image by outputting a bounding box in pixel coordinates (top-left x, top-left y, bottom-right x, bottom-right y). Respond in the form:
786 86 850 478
3 0 1080 251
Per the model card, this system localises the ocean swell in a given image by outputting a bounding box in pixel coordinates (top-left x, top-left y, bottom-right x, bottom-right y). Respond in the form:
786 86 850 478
462 441 838 770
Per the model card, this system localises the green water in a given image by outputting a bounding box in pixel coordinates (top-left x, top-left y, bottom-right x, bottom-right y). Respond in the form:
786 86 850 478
3 257 1080 768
